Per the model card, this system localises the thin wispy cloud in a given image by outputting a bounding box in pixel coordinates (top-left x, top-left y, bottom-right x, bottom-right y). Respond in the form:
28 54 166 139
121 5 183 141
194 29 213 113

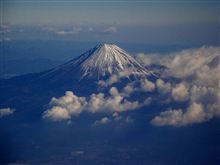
0 108 15 118
103 26 117 34
55 27 82 35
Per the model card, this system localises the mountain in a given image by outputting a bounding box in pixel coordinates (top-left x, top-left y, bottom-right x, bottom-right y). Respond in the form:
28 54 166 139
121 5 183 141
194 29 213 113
0 44 157 107
39 44 154 82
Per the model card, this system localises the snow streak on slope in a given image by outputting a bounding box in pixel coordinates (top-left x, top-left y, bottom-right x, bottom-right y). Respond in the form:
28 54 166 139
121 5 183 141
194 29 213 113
78 44 150 79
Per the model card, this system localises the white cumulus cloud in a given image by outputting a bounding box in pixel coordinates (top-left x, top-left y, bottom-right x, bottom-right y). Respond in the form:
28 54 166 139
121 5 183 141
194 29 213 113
172 83 189 102
93 117 111 125
140 78 155 92
164 46 220 78
151 102 211 127
151 46 220 126
42 91 87 121
156 79 171 94
42 87 146 122
87 87 140 113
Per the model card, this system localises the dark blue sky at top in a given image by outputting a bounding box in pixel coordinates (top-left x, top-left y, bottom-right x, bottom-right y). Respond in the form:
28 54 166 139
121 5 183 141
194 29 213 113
0 0 219 45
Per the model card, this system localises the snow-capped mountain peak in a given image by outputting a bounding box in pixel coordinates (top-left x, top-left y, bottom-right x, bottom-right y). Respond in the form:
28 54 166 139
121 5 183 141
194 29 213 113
42 43 154 80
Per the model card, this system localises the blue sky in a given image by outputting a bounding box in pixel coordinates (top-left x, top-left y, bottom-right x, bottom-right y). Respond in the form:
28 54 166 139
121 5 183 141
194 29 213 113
0 0 219 45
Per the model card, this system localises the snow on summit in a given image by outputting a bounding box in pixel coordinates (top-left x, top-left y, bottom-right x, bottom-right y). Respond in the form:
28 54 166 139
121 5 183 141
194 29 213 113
77 43 151 79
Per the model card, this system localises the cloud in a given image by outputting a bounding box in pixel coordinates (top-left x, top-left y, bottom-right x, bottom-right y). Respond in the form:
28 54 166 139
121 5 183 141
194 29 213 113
103 26 117 34
172 83 189 102
151 46 220 126
93 117 111 125
43 87 146 122
151 102 210 127
121 82 137 97
87 87 140 113
140 78 155 92
42 46 220 126
163 46 220 79
98 70 132 87
0 108 15 118
55 27 82 35
42 91 87 121
99 117 111 124
135 53 163 67
135 46 220 78
98 74 120 87
156 79 171 94
93 114 135 126
112 112 122 121
42 106 71 121
97 69 154 93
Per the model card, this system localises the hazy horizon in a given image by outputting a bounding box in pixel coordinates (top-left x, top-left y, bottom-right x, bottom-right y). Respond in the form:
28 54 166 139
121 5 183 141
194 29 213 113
1 0 219 45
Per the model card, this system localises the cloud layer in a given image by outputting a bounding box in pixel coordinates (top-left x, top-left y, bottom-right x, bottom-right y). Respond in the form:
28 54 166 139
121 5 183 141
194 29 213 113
42 46 220 127
42 91 86 121
42 86 148 122
147 46 220 126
